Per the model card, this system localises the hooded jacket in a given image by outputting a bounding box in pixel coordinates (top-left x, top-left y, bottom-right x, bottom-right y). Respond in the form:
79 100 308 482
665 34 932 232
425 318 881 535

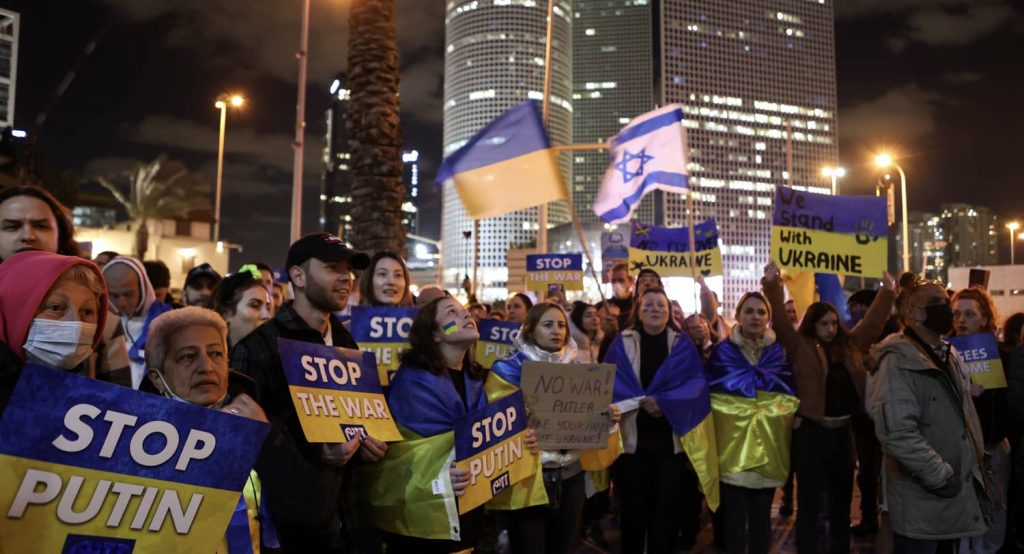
101 256 171 388
0 251 108 415
870 331 990 539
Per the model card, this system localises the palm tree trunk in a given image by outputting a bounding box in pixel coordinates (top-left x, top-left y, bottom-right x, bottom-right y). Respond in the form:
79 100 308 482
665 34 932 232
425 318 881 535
134 219 149 260
347 0 406 256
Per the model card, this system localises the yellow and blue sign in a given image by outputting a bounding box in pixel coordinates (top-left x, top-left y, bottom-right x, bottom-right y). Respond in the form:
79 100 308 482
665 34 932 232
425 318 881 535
453 391 538 514
628 219 723 277
949 333 1007 389
0 365 268 553
279 338 403 443
349 306 418 385
475 320 521 370
526 253 584 294
770 187 888 277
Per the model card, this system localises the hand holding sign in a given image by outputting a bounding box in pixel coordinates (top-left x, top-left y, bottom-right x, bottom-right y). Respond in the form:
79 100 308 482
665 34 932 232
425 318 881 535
359 436 390 462
221 393 267 423
640 396 663 418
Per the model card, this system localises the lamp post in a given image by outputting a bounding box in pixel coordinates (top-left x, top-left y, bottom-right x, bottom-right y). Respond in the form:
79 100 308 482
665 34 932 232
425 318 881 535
875 153 909 271
291 0 311 243
1008 221 1021 265
214 94 245 243
821 166 846 196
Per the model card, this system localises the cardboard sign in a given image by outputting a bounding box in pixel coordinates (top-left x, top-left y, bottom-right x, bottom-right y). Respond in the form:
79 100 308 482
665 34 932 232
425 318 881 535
453 391 537 514
526 253 584 294
601 231 629 283
278 338 403 443
770 187 887 277
520 361 615 450
349 306 418 386
0 365 268 553
475 320 521 369
949 333 1007 389
628 220 723 277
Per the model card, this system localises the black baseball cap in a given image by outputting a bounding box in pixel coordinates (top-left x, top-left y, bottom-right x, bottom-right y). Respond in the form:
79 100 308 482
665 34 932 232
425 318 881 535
286 233 370 271
185 263 222 289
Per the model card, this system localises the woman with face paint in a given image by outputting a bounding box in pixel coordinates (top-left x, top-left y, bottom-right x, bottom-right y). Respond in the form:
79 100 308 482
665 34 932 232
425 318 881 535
762 260 896 553
140 307 271 553
0 251 107 416
705 289 799 554
950 286 1011 553
360 251 414 307
487 302 621 554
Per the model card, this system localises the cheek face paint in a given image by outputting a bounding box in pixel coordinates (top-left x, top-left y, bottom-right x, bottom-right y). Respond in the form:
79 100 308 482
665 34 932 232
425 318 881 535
443 320 459 336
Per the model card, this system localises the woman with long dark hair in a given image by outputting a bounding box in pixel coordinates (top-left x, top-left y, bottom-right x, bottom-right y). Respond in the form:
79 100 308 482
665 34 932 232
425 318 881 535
763 260 895 553
360 251 413 307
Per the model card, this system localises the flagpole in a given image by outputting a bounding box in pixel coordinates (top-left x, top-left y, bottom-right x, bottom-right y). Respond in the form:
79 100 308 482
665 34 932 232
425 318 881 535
686 189 700 311
472 218 480 300
538 0 556 255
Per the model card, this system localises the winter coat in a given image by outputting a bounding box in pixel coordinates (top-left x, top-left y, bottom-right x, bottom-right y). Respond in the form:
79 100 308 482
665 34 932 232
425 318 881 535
870 331 991 540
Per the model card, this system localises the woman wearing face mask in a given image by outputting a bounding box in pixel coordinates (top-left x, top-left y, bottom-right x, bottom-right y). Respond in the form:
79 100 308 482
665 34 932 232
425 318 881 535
569 302 603 364
487 302 620 554
604 287 713 554
360 251 413 307
705 289 799 554
762 260 895 554
505 293 533 325
140 307 272 553
0 251 107 415
950 287 1011 553
212 266 273 357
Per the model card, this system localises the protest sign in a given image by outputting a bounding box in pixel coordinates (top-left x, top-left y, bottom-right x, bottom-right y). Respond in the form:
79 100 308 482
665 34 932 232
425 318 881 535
601 230 629 282
349 306 418 385
770 187 887 277
520 361 615 450
475 320 521 369
949 333 1007 389
453 391 537 514
628 220 723 277
278 338 403 443
0 365 268 553
526 253 584 294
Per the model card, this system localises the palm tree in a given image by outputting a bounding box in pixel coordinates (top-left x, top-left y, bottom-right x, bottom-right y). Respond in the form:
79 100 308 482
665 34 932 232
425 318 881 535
346 0 406 255
97 155 210 260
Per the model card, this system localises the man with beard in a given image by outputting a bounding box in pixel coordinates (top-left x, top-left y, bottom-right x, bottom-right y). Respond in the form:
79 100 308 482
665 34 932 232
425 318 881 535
232 233 387 553
182 263 222 308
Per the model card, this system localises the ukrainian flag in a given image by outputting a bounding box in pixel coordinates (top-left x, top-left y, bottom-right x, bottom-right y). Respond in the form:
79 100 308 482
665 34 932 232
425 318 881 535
783 271 850 322
436 101 567 220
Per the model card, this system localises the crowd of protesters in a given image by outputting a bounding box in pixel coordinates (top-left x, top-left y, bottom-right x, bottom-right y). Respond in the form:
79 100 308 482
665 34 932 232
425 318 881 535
2 183 1024 554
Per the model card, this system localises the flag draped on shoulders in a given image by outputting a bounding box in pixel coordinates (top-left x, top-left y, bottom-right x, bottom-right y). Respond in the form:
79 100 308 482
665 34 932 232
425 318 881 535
705 339 799 484
606 332 719 510
357 365 486 541
594 104 690 223
435 100 566 220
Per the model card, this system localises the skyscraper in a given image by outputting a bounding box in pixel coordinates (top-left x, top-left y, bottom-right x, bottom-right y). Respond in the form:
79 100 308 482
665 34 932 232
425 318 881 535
939 203 998 269
321 75 352 238
573 0 839 311
442 0 573 291
0 9 18 130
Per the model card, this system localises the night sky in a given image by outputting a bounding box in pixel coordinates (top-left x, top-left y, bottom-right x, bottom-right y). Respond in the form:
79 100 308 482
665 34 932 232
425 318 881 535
4 0 1022 267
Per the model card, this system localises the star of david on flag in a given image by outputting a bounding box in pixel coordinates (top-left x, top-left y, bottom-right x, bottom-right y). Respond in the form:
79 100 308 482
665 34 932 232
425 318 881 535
593 104 690 224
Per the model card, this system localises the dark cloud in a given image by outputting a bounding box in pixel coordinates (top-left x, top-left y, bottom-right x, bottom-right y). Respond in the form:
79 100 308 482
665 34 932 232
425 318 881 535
839 85 944 145
838 0 1018 48
941 71 984 83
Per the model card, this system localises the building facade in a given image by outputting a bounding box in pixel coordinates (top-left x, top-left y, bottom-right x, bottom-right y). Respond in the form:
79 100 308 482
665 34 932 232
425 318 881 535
0 9 18 130
442 0 573 290
940 203 998 269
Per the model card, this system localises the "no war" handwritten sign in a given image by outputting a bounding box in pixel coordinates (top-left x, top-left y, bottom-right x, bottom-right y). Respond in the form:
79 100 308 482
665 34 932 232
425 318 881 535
520 361 615 450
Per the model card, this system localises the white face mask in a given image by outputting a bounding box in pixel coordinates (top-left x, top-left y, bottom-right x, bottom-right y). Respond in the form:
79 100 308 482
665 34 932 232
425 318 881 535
23 319 97 370
613 282 630 299
154 369 229 408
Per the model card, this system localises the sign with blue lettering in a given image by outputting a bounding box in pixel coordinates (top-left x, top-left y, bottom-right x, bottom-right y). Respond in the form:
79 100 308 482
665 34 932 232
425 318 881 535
475 320 521 369
453 391 538 514
948 333 1007 389
526 253 584 294
628 219 723 277
0 365 268 552
349 306 419 385
278 338 403 443
601 231 629 283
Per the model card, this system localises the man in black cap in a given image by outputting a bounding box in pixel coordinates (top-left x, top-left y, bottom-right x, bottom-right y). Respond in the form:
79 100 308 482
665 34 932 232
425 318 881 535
182 263 222 308
231 233 387 552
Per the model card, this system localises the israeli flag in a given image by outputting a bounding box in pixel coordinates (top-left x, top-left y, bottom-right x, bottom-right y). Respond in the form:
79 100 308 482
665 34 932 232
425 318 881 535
593 104 689 223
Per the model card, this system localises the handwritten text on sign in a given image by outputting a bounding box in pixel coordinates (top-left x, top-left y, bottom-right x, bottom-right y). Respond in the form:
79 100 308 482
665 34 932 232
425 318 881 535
948 333 1007 389
770 187 888 277
0 365 268 553
349 306 418 386
520 361 615 450
279 338 403 443
628 220 723 277
475 320 521 370
526 253 584 294
453 391 537 514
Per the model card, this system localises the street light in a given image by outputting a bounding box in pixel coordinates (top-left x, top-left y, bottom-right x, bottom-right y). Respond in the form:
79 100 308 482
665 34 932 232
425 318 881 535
1008 221 1021 265
821 166 847 195
875 152 909 272
291 0 312 243
213 93 245 243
